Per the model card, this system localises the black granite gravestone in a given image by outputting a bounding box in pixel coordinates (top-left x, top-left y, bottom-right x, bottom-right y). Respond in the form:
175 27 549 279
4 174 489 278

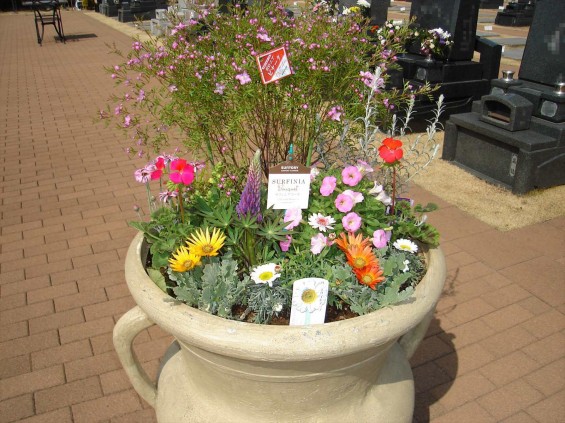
495 0 536 27
99 0 118 17
443 0 565 194
392 0 501 120
479 0 503 9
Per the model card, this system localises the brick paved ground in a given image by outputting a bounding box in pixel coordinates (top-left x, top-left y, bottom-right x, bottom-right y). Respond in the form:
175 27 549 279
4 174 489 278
1 6 564 423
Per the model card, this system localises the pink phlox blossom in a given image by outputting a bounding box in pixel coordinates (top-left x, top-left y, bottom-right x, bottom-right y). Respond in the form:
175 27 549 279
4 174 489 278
169 85 178 92
279 235 292 252
310 233 329 255
335 193 354 213
372 229 392 248
235 72 252 85
283 208 302 230
327 106 343 121
114 104 123 115
124 115 132 128
342 190 364 204
257 27 271 42
320 176 337 196
342 212 362 232
341 165 363 187
214 83 225 95
137 90 145 102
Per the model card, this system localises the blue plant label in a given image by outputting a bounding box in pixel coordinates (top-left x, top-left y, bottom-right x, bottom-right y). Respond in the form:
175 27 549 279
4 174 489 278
267 162 311 210
289 278 329 326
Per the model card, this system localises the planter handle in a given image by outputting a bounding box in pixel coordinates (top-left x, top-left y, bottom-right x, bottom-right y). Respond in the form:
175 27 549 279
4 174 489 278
398 309 434 360
113 306 157 407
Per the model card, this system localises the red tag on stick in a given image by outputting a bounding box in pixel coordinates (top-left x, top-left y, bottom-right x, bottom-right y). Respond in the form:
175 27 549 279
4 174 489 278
256 46 292 85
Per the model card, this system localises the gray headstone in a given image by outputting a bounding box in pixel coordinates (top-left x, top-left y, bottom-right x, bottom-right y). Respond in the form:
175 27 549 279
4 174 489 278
518 0 565 86
409 0 480 61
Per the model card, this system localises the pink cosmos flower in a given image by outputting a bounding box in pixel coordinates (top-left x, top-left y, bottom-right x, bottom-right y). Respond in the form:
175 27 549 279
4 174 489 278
284 208 302 230
280 235 292 252
235 72 251 85
342 190 364 204
335 193 354 213
310 233 328 255
342 212 362 232
320 176 337 196
169 159 195 185
372 229 392 248
342 165 363 187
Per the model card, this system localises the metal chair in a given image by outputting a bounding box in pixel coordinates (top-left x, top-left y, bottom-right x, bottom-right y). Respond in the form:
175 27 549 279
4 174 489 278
32 0 66 45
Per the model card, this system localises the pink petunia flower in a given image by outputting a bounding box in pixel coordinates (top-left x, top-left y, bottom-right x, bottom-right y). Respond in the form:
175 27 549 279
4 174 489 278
280 235 292 252
310 233 328 255
342 212 362 232
335 193 354 213
356 160 373 174
342 165 363 187
320 176 337 196
372 229 392 248
284 208 302 230
169 159 195 185
342 190 364 204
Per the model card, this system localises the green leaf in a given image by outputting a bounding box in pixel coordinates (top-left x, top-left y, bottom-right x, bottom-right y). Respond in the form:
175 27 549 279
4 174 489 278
147 268 167 292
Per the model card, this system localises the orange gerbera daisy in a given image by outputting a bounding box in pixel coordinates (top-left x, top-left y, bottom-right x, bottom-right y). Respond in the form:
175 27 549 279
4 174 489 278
335 232 371 252
353 265 385 290
344 244 379 269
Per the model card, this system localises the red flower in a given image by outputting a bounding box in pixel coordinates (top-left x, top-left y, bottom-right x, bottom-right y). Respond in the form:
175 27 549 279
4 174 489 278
150 157 165 180
169 159 195 185
378 138 403 164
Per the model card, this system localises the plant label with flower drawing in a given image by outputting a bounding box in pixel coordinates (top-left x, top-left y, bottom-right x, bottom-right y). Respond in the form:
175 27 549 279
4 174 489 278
289 278 329 326
267 162 311 209
256 46 292 85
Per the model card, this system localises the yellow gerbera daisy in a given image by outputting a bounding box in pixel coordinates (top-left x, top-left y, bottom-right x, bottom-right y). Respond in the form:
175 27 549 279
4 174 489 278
169 245 201 272
186 227 226 257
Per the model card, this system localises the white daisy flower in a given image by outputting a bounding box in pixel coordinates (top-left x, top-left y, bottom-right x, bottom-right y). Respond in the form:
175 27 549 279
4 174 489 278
250 263 281 287
393 239 418 254
308 213 336 232
357 0 370 7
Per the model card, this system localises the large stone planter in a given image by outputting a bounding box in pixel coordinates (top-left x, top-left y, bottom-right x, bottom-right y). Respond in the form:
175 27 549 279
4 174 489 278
114 232 446 422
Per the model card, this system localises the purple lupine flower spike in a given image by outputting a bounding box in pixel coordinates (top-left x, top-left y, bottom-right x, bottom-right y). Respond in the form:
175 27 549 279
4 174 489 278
236 150 262 222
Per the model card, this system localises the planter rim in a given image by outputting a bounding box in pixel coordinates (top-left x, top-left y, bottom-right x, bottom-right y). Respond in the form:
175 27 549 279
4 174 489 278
125 231 446 361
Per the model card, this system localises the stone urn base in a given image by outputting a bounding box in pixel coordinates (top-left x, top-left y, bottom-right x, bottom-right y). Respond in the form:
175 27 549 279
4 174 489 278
114 233 446 422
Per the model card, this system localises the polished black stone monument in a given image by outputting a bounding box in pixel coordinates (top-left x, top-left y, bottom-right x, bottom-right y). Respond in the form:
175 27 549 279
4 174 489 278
393 0 502 120
118 0 167 22
495 0 536 27
443 0 565 194
479 0 504 9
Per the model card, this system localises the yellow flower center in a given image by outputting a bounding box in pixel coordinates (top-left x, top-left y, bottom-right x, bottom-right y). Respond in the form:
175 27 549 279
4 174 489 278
182 260 194 270
362 275 373 284
353 257 368 268
202 244 214 254
259 271 274 281
301 289 317 304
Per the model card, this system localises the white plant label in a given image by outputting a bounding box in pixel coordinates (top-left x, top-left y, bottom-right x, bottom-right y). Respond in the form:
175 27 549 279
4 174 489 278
267 162 311 210
289 278 329 326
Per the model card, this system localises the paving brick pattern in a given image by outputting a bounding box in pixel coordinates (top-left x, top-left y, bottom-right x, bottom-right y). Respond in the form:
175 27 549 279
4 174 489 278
1 6 564 423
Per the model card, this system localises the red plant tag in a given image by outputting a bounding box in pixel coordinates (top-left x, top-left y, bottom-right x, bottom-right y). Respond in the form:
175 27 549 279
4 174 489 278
256 46 292 85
